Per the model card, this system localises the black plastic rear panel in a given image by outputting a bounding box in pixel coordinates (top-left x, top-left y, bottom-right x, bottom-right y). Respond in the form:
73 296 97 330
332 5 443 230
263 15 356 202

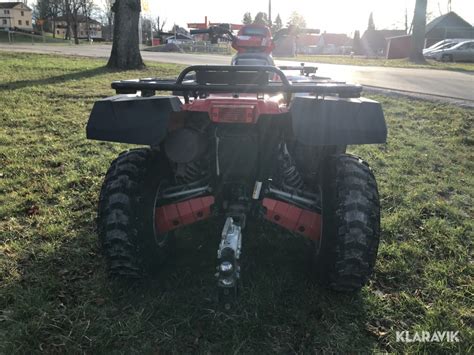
290 96 387 146
86 95 182 145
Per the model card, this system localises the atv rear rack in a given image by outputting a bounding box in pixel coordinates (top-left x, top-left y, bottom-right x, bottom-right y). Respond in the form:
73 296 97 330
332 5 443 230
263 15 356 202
111 65 362 99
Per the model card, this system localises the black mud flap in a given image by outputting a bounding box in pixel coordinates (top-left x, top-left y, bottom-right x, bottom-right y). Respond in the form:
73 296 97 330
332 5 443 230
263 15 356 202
290 96 387 146
86 95 182 145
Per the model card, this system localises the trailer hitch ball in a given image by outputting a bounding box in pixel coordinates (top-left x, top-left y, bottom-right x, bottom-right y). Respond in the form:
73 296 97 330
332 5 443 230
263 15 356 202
219 261 233 274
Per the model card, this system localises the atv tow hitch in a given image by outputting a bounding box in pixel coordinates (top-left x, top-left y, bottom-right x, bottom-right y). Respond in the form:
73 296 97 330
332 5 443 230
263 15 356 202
216 217 242 309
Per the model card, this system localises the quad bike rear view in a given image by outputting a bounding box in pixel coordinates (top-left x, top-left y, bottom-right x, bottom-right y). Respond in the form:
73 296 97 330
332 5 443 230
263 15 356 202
87 24 387 308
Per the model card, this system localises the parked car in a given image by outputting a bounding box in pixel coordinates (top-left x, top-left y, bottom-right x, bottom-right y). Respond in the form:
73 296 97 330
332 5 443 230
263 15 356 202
423 38 468 55
423 41 458 58
428 40 474 62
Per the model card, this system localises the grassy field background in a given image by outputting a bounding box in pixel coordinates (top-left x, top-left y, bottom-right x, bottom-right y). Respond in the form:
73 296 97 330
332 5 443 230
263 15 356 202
0 31 83 44
0 52 473 353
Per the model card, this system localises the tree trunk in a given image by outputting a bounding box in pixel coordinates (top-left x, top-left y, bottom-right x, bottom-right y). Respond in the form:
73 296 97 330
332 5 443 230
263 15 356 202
72 12 79 45
409 0 427 63
74 23 79 44
109 15 113 40
107 0 144 70
65 0 72 40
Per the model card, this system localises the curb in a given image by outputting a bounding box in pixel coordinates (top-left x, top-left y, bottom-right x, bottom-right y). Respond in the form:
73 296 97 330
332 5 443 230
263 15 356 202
363 85 474 108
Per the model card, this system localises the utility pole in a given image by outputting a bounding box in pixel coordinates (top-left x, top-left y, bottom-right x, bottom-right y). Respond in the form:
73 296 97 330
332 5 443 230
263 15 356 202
268 0 272 25
150 16 153 46
405 8 408 33
138 16 142 47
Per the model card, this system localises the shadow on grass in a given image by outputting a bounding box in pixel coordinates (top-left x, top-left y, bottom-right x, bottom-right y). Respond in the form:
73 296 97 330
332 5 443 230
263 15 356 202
0 66 114 92
1 219 380 354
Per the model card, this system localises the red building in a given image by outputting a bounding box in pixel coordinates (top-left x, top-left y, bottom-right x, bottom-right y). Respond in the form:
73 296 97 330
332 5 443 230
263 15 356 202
386 35 412 59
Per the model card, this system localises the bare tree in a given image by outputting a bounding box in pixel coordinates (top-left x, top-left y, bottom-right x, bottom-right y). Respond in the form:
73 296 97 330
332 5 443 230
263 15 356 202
409 0 428 63
367 12 375 30
80 0 95 41
353 30 363 55
141 16 158 44
68 0 83 44
242 12 252 25
157 16 166 32
287 11 306 29
62 0 72 40
102 0 114 40
253 12 269 26
272 14 283 33
50 0 61 37
107 0 144 69
35 0 61 36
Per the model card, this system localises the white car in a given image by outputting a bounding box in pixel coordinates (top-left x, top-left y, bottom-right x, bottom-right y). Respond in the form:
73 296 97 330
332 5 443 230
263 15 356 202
423 38 467 55
428 40 474 62
423 41 458 58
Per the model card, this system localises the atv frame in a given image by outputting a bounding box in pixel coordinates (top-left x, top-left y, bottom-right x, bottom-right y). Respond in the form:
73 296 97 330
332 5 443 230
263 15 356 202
87 66 386 308
87 26 387 309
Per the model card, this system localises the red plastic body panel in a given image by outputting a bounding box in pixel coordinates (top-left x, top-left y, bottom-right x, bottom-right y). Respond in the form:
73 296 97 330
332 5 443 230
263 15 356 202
155 196 214 233
262 198 321 240
183 95 287 123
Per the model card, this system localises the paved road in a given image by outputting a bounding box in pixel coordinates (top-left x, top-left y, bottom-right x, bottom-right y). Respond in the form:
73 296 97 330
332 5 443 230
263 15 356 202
1 43 473 101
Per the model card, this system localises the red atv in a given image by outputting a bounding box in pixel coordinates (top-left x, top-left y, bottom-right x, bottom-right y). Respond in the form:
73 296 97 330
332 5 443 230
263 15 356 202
87 25 387 308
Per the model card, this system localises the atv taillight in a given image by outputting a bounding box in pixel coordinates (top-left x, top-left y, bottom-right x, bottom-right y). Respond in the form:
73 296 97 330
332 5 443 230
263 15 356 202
211 104 256 123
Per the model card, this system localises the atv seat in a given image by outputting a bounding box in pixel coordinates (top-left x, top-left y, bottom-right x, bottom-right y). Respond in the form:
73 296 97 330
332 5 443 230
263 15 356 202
232 53 275 66
195 68 270 86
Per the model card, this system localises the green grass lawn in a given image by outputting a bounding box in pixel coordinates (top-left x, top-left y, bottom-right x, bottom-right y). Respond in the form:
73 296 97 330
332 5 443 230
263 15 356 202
0 31 95 45
0 31 78 44
0 52 473 354
279 54 474 72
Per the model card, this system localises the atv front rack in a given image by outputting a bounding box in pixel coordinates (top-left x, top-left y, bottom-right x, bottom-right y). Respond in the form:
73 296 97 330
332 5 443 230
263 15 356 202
112 65 362 100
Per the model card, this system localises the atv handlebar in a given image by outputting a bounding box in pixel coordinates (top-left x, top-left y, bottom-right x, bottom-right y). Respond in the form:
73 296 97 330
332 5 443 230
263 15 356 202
189 26 235 41
189 29 211 35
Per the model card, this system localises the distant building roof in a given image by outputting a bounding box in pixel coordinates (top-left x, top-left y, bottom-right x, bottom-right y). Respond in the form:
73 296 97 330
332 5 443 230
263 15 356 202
0 2 32 10
426 11 472 34
378 30 407 38
320 33 352 47
424 11 474 45
297 34 320 47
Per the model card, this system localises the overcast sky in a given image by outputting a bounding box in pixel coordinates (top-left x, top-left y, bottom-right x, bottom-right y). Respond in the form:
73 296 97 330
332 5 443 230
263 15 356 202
142 0 474 35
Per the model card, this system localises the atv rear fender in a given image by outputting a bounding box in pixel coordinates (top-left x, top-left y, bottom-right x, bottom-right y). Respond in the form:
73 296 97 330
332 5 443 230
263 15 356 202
86 95 182 145
290 96 387 146
87 93 386 147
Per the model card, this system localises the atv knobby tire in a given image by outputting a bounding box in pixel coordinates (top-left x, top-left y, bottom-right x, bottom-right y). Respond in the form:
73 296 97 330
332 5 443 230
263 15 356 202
98 148 172 278
315 154 380 292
